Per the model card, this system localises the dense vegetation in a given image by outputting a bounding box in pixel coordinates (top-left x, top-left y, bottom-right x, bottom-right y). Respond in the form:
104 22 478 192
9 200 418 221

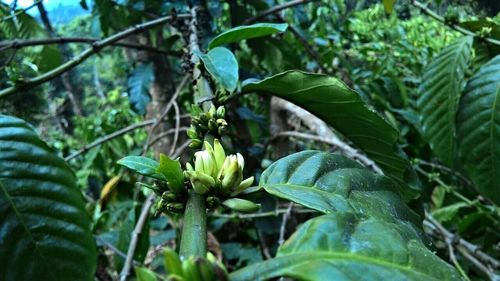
1 0 499 280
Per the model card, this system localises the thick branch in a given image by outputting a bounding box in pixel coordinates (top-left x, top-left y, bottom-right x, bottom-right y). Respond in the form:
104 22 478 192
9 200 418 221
243 0 316 25
411 0 500 47
0 37 181 55
0 13 191 99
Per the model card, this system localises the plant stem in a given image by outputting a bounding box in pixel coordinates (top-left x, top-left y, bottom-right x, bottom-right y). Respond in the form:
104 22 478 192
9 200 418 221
179 189 207 259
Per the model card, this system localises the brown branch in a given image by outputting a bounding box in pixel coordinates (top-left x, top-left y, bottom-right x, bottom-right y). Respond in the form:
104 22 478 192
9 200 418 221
65 119 156 162
0 13 191 99
424 212 500 280
119 194 155 281
411 0 500 47
0 37 182 55
243 0 316 25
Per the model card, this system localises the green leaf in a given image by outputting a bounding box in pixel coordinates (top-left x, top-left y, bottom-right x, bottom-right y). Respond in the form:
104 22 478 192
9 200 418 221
127 62 154 115
231 213 460 281
156 154 184 194
432 202 469 222
231 151 460 281
117 156 165 181
259 151 421 227
208 22 288 49
382 0 397 14
37 45 63 73
134 267 158 281
417 36 473 166
457 55 500 204
115 207 150 270
196 47 239 92
0 114 96 281
242 71 420 198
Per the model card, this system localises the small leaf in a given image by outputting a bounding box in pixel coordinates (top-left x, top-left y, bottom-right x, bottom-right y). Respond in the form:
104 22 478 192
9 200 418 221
382 0 397 14
196 47 238 92
432 202 469 222
36 45 63 73
127 62 154 115
117 156 165 180
134 267 158 281
156 154 184 194
208 22 288 49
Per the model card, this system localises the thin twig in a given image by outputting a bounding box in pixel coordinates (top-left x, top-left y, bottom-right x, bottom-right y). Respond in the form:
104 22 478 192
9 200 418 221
424 212 500 280
415 158 473 188
1 0 42 21
278 203 294 247
119 194 155 281
411 0 500 46
147 127 188 149
271 131 383 174
243 0 316 25
65 119 156 161
94 235 140 266
0 37 182 55
169 101 181 156
0 13 191 99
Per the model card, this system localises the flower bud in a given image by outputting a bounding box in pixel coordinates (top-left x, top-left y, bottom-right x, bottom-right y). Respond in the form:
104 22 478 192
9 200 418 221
233 176 254 195
222 198 260 213
216 118 227 126
213 139 226 172
188 170 214 194
194 150 214 176
219 156 243 192
208 104 216 118
216 106 225 118
208 119 217 131
187 126 198 139
189 139 203 148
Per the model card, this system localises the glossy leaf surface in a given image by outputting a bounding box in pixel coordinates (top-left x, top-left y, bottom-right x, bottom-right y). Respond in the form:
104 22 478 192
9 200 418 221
0 115 96 281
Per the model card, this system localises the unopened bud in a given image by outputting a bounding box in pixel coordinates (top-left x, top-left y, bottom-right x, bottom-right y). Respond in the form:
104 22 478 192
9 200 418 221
222 198 260 213
216 106 225 118
189 139 203 148
208 119 217 131
187 126 198 139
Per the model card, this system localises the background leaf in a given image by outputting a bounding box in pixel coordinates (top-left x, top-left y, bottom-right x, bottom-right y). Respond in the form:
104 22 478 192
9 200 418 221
0 114 96 281
117 156 164 180
127 62 154 115
457 55 500 204
242 71 420 198
208 22 288 49
417 36 473 166
196 47 239 92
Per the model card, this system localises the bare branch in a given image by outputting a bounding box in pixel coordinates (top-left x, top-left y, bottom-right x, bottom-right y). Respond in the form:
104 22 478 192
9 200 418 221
411 0 500 47
0 37 182 55
243 0 316 25
424 212 500 280
65 119 156 162
119 194 155 281
0 13 191 99
278 203 294 247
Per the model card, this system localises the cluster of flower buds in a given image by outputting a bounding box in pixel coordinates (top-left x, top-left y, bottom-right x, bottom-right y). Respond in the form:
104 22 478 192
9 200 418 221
188 105 228 149
184 139 259 212
164 248 228 281
155 190 185 216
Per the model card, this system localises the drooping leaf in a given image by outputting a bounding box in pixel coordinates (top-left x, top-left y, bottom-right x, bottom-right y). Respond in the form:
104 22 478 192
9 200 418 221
0 115 96 281
127 62 154 115
208 22 288 49
156 154 184 194
37 45 63 73
242 71 420 198
417 36 473 166
230 151 460 281
457 55 500 204
117 156 165 181
231 213 460 281
196 47 239 92
382 0 397 14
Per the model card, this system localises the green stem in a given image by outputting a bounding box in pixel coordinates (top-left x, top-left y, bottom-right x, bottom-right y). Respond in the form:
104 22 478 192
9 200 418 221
179 189 207 259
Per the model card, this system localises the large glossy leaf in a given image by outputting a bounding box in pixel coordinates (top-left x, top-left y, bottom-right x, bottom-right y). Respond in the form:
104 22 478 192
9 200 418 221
196 47 239 92
417 36 473 166
127 62 154 115
258 151 421 229
230 151 459 281
242 71 420 197
208 23 288 49
231 213 460 281
0 115 96 281
457 55 500 204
